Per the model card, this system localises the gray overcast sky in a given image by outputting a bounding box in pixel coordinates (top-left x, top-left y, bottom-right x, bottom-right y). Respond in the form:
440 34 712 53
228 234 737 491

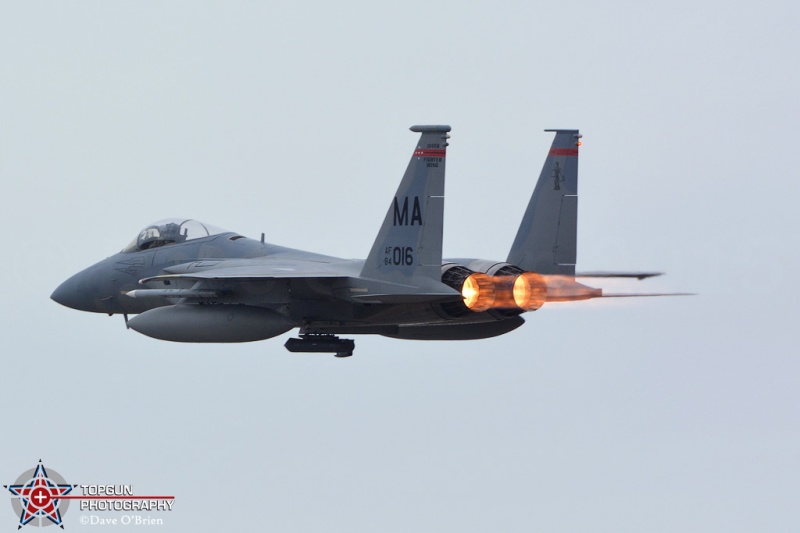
2 1 799 531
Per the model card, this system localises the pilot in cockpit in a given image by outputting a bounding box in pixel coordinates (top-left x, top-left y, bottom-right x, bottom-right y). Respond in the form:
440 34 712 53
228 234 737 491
137 222 187 250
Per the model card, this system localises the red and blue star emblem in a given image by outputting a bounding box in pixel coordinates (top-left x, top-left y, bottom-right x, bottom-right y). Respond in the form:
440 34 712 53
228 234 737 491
5 461 75 529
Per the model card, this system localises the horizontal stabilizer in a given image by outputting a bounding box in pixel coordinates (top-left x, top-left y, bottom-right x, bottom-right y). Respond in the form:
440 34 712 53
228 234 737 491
576 271 663 280
599 292 695 298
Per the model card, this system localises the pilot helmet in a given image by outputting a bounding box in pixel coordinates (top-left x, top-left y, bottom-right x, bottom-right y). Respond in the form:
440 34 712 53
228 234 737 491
137 226 162 248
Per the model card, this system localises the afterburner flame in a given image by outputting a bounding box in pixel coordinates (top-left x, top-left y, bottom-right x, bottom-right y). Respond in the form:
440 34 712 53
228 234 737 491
462 273 495 311
541 275 602 302
513 272 547 311
482 273 547 311
487 276 518 309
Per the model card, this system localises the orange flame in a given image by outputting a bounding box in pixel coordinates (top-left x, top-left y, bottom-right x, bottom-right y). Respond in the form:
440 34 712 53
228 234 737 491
461 273 548 312
513 272 547 310
541 275 602 302
477 273 548 311
462 273 496 311
488 276 518 309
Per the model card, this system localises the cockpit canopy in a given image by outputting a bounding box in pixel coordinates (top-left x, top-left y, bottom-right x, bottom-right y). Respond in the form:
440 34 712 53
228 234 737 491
122 219 229 252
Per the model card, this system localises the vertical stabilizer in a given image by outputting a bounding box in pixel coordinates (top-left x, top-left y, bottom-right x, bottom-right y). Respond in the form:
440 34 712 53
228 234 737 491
507 129 581 276
361 125 450 284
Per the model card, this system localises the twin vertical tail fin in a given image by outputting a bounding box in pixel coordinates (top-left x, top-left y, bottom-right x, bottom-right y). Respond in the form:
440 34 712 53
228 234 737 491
507 129 582 276
361 125 451 284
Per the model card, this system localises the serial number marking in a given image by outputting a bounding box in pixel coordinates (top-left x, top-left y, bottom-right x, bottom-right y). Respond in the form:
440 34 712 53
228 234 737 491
384 246 414 266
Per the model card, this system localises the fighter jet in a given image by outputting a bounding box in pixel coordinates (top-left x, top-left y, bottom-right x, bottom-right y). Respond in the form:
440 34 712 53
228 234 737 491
51 125 670 357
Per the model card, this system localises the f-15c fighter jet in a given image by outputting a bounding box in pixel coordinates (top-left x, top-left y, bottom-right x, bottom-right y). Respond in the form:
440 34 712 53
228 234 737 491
52 125 668 357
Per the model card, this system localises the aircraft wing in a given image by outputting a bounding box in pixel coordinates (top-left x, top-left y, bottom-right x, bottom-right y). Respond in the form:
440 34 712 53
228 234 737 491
131 258 461 305
145 257 359 281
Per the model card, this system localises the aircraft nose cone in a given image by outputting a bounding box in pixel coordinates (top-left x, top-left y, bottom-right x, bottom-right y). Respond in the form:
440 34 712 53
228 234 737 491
51 257 139 314
51 263 116 313
51 275 91 311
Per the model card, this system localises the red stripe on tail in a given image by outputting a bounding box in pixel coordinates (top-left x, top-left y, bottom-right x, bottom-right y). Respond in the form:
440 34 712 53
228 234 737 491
414 149 447 157
548 148 579 156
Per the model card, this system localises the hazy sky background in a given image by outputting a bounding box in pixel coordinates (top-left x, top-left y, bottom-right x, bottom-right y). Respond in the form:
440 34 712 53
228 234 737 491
2 1 799 531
